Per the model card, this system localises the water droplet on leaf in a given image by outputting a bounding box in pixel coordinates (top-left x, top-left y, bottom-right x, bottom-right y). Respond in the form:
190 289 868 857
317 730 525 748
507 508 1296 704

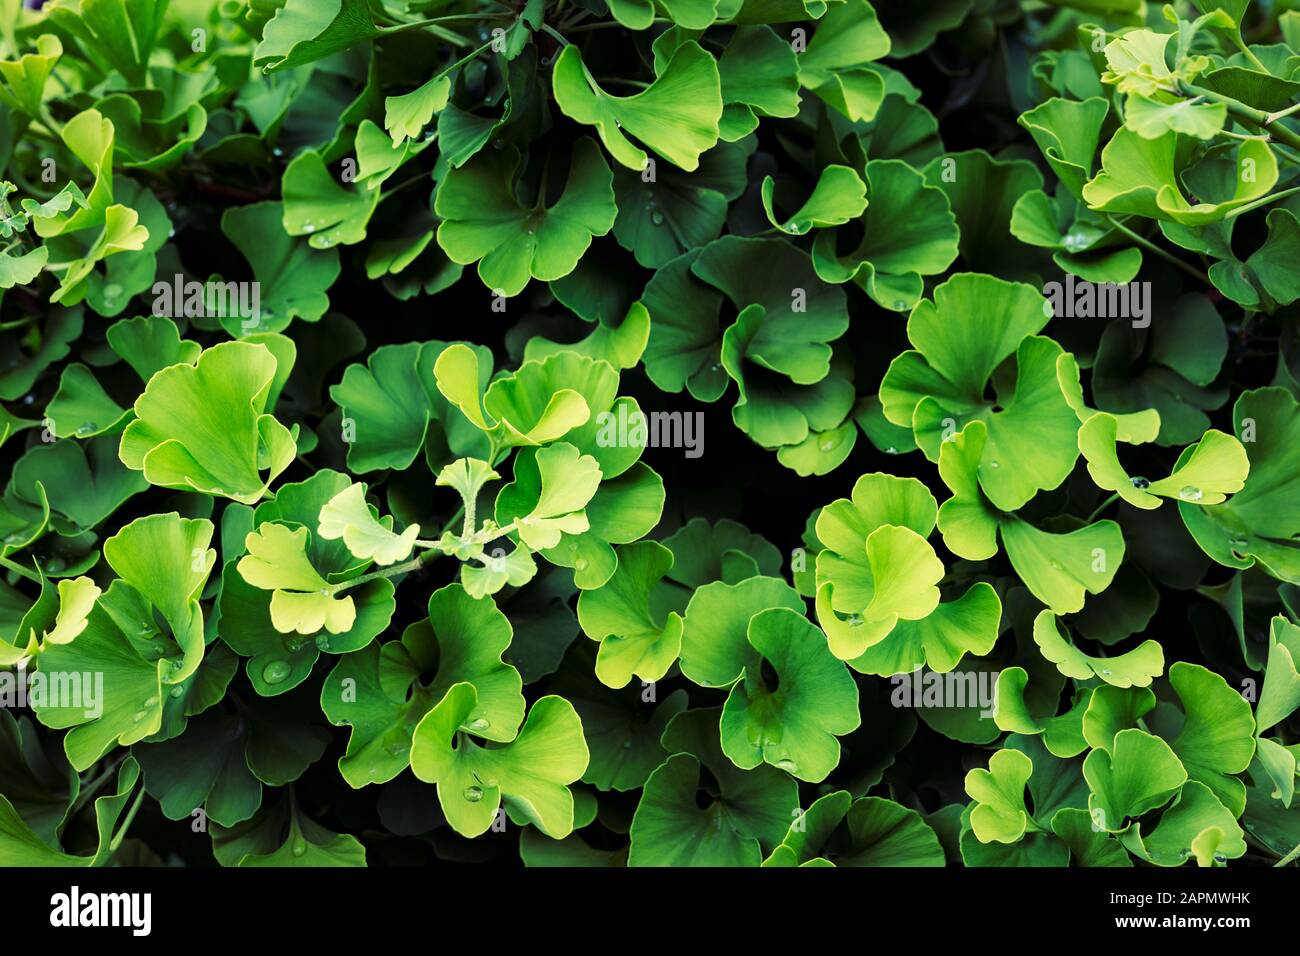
463 785 484 802
262 661 291 685
1179 485 1203 502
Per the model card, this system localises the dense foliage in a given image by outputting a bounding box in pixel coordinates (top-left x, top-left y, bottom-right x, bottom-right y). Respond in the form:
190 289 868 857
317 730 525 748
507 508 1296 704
1 0 1299 868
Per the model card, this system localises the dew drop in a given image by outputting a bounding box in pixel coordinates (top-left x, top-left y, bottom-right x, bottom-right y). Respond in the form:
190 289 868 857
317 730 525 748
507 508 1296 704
131 710 147 722
1062 232 1089 252
169 685 184 699
143 695 159 707
291 838 307 857
819 438 835 452
574 557 588 572
75 422 97 435
262 661 291 685
463 785 484 803
1102 668 1113 676
988 460 1000 469
650 211 664 226
1179 485 1203 502
884 446 898 454
893 300 906 310
315 635 331 651
104 283 123 300
621 740 632 750
1229 535 1249 550
1130 476 1150 489
469 717 490 731
773 758 798 774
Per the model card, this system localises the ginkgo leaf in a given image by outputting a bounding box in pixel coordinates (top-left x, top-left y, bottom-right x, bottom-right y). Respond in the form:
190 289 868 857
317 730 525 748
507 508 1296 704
237 524 356 636
435 138 616 297
552 41 723 172
1032 611 1164 688
317 483 419 566
1079 413 1249 510
410 682 589 839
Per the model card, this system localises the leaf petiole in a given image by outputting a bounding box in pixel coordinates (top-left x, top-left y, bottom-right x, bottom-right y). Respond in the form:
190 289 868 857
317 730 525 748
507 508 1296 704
0 555 41 584
1104 216 1210 284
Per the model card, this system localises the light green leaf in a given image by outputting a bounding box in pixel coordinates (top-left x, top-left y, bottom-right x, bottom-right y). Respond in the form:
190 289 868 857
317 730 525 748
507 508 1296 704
318 482 419 566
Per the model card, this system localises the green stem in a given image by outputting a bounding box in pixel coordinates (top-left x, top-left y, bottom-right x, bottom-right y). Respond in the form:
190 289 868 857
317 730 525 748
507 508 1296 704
1086 493 1119 524
38 106 62 136
595 77 651 89
1182 82 1300 150
1231 30 1269 74
327 552 435 595
1270 141 1300 168
1219 128 1270 141
0 556 40 584
72 756 125 815
107 785 146 854
382 14 512 47
433 38 497 82
1105 216 1210 284
1276 840 1300 867
540 23 570 46
444 503 467 537
433 504 467 544
380 171 433 202
462 488 476 538
1266 101 1300 124
1223 185 1300 220
330 515 517 593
